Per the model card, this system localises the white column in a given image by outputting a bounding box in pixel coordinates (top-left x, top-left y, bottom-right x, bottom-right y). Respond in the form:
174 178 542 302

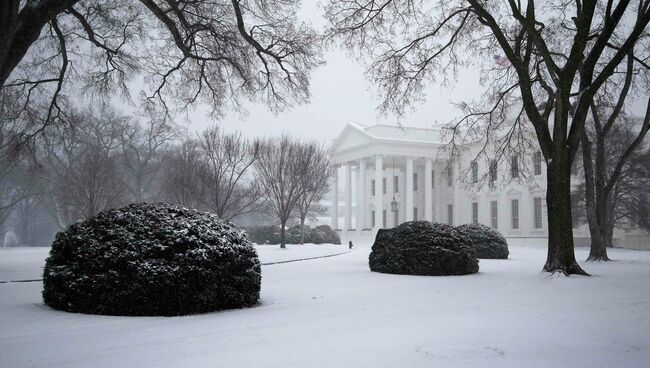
405 156 414 221
358 158 367 229
331 167 338 229
424 158 433 221
374 155 383 229
344 163 352 230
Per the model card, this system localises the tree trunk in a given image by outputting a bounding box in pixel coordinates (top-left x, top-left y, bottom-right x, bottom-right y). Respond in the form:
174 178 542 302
582 132 611 261
587 193 612 261
279 220 286 249
299 214 306 245
543 147 589 275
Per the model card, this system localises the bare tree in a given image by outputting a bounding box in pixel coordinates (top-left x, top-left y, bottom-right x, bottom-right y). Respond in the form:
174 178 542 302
39 104 128 227
159 138 206 209
325 0 650 275
581 99 650 261
1 0 322 141
197 125 260 221
294 142 336 244
255 135 308 248
118 113 179 202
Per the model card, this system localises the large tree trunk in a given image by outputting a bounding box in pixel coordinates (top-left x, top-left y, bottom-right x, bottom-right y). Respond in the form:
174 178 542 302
279 220 286 249
543 143 589 275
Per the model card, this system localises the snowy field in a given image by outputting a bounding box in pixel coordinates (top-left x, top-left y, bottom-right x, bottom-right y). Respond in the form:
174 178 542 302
1 242 649 368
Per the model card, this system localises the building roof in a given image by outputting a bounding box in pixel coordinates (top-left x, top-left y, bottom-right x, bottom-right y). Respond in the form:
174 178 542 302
330 123 446 163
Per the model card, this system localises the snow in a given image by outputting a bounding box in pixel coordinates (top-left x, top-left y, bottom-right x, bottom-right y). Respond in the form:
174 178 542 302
1 243 650 367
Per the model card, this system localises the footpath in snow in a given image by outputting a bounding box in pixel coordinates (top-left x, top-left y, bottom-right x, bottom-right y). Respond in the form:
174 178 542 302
1 243 649 368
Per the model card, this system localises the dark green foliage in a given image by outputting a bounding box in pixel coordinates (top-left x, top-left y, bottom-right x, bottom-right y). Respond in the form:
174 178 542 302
245 224 340 245
43 203 261 316
369 221 479 276
245 225 281 245
457 223 509 259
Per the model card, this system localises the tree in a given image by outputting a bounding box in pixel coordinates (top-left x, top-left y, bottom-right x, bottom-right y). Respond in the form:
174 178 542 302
325 0 650 275
294 142 335 244
39 105 128 227
197 125 260 221
159 138 206 209
0 122 37 241
255 135 308 248
1 0 322 139
581 102 650 261
118 113 178 202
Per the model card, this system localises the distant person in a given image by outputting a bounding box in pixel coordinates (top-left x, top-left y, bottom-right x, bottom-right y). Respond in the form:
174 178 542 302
349 240 353 249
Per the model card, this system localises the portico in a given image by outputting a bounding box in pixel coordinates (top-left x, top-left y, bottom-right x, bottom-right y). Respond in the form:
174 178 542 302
330 123 452 235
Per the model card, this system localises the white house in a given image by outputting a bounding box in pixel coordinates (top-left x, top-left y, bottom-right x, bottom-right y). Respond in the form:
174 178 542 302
329 123 650 250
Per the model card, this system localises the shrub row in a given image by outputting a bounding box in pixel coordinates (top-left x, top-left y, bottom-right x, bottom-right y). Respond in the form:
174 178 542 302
245 224 341 245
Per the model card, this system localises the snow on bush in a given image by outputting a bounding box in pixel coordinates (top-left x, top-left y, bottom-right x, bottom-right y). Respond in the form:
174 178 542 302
369 221 479 276
456 223 509 259
245 224 340 245
42 202 261 316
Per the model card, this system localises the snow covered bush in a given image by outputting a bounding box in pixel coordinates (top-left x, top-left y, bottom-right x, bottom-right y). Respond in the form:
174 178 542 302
245 225 281 245
456 223 509 259
244 224 340 245
314 225 341 244
42 202 262 316
369 221 479 276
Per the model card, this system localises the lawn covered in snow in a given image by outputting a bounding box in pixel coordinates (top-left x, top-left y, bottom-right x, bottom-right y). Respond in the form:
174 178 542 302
1 242 649 367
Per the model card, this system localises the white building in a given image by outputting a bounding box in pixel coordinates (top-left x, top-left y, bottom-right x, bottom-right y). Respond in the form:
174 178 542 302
329 123 650 250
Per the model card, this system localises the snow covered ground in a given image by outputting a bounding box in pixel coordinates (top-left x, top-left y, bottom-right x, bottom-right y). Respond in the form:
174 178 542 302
1 242 649 367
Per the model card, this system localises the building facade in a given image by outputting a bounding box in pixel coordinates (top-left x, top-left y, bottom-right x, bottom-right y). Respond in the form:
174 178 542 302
329 123 650 249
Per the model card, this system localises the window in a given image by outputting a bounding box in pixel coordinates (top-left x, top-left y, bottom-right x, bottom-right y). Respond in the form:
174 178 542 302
471 161 478 183
489 160 497 182
382 209 387 228
534 151 542 176
371 180 375 196
511 156 519 178
447 166 454 187
490 201 498 229
534 197 543 229
431 170 435 188
472 202 479 224
393 175 399 193
511 199 519 229
371 211 375 227
413 207 418 221
382 178 387 194
413 172 418 191
447 204 454 225
394 210 399 227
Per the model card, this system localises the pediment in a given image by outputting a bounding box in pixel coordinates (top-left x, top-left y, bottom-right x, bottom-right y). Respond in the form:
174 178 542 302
331 124 374 154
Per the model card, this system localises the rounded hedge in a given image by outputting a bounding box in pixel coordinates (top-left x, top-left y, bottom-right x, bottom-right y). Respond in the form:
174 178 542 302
42 202 261 316
369 221 479 276
456 223 509 259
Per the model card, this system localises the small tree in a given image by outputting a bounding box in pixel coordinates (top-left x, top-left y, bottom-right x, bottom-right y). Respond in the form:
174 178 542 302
159 139 206 209
197 125 260 221
118 113 179 202
255 135 308 248
39 105 128 227
294 142 336 244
